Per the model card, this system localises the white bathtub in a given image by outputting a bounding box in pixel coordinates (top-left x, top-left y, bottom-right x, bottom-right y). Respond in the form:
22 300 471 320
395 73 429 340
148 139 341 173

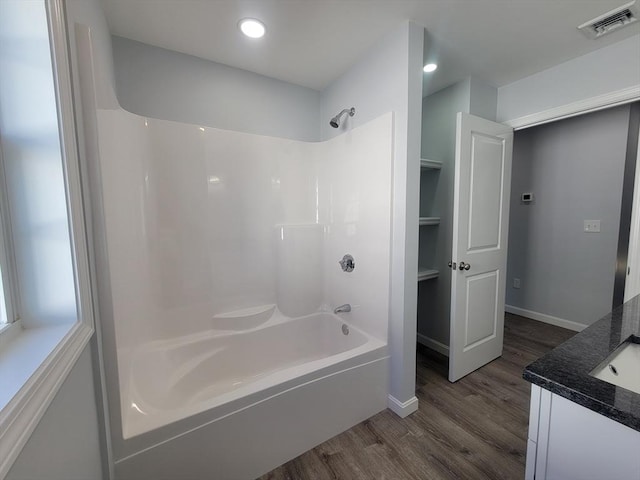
120 310 387 440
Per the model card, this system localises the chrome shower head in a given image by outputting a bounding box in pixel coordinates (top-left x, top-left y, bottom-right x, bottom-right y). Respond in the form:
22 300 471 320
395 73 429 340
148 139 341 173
329 107 355 128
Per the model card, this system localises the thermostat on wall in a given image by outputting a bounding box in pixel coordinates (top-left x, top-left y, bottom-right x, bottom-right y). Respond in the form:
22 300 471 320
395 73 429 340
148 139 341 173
521 193 534 203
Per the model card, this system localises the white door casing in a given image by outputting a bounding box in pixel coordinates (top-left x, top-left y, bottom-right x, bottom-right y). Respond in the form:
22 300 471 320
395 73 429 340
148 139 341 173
624 121 640 303
449 112 514 382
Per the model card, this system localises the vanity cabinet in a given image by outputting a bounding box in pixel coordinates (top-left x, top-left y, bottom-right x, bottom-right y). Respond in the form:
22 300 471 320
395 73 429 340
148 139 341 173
526 385 640 480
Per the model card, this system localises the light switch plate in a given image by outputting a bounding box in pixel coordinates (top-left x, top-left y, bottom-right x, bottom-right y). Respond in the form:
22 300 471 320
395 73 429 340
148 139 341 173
584 220 601 233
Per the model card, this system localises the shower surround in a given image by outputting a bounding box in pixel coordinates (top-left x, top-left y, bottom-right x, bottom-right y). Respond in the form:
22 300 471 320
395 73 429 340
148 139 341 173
93 107 394 478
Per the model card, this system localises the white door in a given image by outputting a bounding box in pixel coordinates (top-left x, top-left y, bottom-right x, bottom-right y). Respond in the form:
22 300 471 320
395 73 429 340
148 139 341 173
449 112 513 382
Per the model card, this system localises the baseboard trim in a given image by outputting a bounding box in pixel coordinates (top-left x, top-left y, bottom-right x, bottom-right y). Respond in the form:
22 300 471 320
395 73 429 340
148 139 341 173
387 395 418 418
505 305 586 332
416 333 450 356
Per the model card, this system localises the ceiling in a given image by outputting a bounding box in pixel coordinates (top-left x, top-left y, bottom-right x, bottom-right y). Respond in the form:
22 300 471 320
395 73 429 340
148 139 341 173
101 0 640 95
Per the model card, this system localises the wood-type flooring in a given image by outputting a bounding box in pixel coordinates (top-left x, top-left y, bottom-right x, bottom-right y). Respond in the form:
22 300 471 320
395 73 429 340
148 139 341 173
260 313 575 480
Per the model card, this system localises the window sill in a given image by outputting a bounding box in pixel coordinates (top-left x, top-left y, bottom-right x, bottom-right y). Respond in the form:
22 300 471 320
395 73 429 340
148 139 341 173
0 320 93 478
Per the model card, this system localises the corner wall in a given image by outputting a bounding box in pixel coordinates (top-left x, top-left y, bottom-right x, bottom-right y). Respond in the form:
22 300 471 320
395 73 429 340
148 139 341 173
320 21 424 413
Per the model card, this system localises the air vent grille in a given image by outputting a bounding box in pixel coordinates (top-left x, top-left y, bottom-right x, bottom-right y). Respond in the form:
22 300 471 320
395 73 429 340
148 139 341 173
578 1 639 38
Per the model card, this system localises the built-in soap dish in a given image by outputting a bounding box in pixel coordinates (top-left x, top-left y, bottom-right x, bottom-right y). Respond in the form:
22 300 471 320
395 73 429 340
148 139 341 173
211 304 276 330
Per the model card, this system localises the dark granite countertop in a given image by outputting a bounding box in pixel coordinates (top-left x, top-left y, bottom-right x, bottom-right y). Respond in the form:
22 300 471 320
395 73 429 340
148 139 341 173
523 295 640 432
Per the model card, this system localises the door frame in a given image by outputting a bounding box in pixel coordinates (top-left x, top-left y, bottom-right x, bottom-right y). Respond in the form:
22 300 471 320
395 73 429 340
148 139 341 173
624 117 640 302
504 86 640 131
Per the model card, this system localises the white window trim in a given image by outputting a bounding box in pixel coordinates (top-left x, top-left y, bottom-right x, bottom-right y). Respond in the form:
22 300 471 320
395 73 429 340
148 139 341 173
0 1 95 478
0 140 19 328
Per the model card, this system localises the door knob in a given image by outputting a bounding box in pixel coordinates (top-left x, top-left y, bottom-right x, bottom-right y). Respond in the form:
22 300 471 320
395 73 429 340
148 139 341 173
458 261 471 271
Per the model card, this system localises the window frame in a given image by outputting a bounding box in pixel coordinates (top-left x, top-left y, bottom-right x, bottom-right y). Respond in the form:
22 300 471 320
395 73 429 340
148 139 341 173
0 0 96 477
0 143 19 330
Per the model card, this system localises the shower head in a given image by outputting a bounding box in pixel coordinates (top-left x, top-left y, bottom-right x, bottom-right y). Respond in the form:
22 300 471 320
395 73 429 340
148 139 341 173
329 107 355 128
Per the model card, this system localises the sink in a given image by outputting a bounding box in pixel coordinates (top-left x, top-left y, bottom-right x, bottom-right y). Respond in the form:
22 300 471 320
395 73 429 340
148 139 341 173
590 339 640 395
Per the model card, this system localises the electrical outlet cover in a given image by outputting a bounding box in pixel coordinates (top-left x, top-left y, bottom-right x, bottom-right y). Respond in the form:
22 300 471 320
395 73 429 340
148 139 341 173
584 220 601 232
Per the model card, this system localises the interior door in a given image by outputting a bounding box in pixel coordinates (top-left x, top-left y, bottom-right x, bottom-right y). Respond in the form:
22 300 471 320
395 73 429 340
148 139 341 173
449 112 514 382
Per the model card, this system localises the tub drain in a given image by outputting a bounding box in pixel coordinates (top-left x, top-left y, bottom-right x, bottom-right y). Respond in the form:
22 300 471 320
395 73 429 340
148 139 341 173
342 324 349 335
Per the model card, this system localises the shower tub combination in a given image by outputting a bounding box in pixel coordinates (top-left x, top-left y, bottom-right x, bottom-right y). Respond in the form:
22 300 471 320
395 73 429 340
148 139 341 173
123 307 387 440
89 79 393 477
116 306 388 479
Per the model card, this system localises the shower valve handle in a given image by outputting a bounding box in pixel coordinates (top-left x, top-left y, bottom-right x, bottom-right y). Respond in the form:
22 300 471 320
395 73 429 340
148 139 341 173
339 254 355 272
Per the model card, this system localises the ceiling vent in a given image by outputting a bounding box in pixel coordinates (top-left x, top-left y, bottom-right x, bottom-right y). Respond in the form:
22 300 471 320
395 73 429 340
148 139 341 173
578 1 639 38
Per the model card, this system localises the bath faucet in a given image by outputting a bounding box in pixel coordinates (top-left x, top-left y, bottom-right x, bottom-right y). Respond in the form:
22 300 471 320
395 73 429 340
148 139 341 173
334 304 351 314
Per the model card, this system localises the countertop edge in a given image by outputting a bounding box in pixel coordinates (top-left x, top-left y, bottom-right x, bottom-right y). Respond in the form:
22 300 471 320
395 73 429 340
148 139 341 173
523 368 640 432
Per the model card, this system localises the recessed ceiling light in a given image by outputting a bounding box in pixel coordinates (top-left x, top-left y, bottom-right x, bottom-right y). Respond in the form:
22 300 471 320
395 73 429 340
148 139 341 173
239 18 265 39
423 63 438 73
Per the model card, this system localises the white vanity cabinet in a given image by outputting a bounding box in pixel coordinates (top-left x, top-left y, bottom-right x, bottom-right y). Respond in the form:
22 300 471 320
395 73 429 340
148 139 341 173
526 385 640 480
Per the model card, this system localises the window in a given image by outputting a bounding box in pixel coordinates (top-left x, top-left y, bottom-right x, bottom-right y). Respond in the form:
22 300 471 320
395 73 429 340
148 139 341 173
0 0 95 476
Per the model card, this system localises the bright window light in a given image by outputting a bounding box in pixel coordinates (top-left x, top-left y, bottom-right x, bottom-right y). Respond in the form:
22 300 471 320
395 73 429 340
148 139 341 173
423 63 438 73
239 18 265 39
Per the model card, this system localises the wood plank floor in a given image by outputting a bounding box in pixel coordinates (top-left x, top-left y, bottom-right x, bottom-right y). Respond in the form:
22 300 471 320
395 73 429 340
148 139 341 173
259 314 575 480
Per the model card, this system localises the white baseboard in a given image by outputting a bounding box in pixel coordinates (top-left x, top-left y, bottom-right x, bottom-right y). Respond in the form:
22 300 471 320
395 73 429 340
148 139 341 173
416 333 450 356
387 395 418 418
505 305 586 332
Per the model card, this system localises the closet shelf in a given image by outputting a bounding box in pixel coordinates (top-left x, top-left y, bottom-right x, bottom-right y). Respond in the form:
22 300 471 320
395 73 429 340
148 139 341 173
420 158 443 170
419 216 440 226
417 268 439 282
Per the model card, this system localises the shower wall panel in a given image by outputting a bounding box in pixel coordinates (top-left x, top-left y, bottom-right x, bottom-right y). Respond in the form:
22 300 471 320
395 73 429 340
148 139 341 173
319 113 393 341
96 109 392 351
97 110 316 348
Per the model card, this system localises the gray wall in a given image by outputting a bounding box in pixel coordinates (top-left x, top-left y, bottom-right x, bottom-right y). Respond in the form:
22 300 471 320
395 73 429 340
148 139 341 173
112 36 321 141
507 104 631 327
7 346 103 480
418 77 497 348
320 22 424 406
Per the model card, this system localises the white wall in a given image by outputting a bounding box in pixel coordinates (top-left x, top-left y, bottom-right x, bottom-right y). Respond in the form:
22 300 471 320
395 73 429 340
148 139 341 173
6 345 103 480
506 104 631 328
320 21 424 411
497 35 640 124
111 36 321 142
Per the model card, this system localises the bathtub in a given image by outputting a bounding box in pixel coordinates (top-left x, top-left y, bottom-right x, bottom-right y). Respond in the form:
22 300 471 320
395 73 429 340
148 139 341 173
115 309 389 479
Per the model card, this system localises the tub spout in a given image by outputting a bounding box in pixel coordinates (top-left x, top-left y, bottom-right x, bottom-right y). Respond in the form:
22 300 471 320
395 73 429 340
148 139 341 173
333 304 351 314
